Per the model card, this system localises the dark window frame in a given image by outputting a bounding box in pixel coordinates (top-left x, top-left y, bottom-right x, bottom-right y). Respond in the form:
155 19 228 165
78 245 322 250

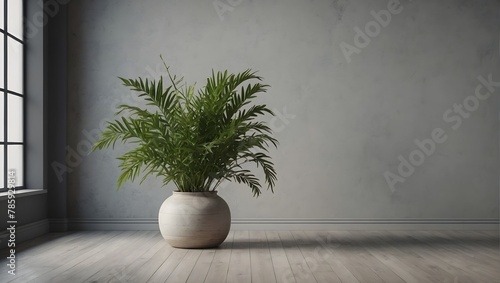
0 0 25 192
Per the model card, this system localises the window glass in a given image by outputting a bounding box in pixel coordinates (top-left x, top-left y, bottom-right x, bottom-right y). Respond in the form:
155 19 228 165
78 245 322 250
0 145 3 188
7 145 22 186
7 38 22 94
0 36 4 88
7 94 22 142
0 94 3 142
0 0 4 30
7 0 22 39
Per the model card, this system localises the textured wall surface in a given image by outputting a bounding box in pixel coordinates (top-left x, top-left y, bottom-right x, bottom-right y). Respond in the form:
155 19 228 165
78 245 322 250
67 0 499 224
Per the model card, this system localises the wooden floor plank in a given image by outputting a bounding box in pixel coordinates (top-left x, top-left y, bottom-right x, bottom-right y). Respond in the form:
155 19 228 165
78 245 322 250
374 230 471 283
313 271 343 283
5 231 115 283
23 231 124 283
164 249 202 283
0 231 85 276
416 231 499 281
51 231 147 283
362 231 433 283
278 231 317 283
290 231 332 273
290 231 341 283
185 249 215 283
227 230 251 283
84 231 160 282
0 232 74 259
266 231 296 283
340 231 406 283
249 231 277 283
146 248 188 282
110 232 169 282
303 231 360 283
204 231 234 283
313 231 384 283
395 231 500 282
439 231 500 261
375 231 459 283
124 235 177 282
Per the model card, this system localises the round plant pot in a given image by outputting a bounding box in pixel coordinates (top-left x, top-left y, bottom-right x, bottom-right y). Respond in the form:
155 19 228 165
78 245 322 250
158 191 231 248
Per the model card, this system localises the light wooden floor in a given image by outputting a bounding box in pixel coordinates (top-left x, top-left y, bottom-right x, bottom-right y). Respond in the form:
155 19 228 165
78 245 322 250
0 230 498 283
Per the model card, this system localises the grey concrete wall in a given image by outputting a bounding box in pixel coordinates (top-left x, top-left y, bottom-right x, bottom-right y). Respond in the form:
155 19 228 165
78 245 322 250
67 0 499 227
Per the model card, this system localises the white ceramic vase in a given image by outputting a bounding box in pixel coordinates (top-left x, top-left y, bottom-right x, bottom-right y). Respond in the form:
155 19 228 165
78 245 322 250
158 191 231 248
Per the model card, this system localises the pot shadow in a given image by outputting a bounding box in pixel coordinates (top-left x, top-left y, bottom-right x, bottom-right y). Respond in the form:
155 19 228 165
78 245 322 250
218 232 500 251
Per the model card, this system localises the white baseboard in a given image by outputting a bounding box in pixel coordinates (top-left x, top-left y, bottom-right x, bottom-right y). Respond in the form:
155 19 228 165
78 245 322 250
0 219 50 249
62 218 499 231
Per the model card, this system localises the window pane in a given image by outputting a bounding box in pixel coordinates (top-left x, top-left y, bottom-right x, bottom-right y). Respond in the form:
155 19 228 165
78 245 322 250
7 144 22 187
7 94 21 141
0 145 3 189
0 36 3 88
7 0 22 39
7 38 22 94
0 0 4 30
0 93 4 142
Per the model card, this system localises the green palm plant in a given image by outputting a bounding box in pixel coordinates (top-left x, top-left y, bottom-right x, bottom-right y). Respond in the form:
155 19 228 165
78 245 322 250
92 60 278 197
